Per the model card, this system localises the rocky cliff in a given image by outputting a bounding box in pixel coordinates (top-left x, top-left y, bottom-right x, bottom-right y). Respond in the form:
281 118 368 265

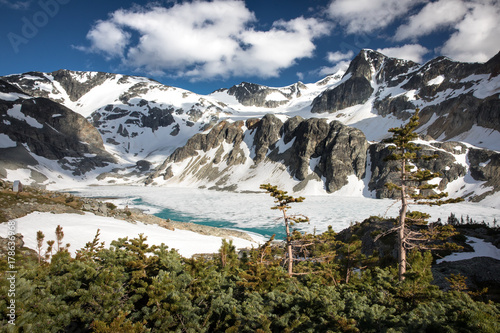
0 80 115 182
311 49 500 143
146 112 500 202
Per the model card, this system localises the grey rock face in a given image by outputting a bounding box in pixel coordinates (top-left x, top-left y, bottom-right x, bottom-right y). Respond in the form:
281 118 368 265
311 49 500 144
277 118 369 192
51 69 114 102
467 148 500 201
152 115 369 193
0 93 115 177
168 120 245 164
251 114 283 163
92 104 176 134
311 76 373 113
310 49 412 114
222 81 305 108
433 257 500 292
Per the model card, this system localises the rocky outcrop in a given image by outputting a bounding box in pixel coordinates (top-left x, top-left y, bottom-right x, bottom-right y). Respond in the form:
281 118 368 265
146 120 247 185
150 115 369 193
0 93 115 178
168 120 246 164
467 148 500 201
310 49 416 114
276 118 368 192
432 257 500 296
251 114 283 163
221 81 306 108
51 70 115 102
311 76 373 113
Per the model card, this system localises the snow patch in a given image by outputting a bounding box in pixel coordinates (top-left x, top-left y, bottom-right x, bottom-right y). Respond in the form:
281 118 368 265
437 237 500 263
265 91 288 102
0 134 16 148
7 105 43 128
427 75 445 86
0 92 29 101
0 212 264 258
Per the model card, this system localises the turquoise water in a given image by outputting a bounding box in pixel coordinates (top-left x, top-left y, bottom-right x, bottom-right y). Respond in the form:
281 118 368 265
132 198 287 239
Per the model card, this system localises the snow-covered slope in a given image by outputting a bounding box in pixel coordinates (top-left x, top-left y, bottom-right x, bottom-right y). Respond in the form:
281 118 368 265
0 211 264 258
1 49 499 204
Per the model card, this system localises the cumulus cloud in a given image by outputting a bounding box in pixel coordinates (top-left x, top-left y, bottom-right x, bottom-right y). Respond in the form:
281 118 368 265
393 0 500 62
394 0 468 41
317 50 354 77
377 44 429 63
326 0 424 34
83 20 131 59
440 0 500 62
326 50 354 63
78 1 330 80
318 61 351 77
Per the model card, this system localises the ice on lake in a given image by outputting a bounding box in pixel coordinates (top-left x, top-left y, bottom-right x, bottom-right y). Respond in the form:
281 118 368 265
70 186 500 239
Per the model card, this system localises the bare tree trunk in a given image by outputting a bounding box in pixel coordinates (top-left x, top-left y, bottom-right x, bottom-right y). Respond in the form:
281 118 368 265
284 211 293 276
399 159 408 281
345 242 351 284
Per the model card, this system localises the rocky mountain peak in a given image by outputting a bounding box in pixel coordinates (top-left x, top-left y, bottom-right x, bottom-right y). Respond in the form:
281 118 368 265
344 49 387 81
50 69 117 102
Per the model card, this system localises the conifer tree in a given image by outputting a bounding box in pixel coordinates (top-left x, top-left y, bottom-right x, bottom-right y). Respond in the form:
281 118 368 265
218 239 238 270
383 109 463 281
260 184 309 276
36 230 45 264
55 224 64 252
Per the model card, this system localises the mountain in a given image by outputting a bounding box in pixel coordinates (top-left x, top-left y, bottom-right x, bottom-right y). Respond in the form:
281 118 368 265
1 49 499 205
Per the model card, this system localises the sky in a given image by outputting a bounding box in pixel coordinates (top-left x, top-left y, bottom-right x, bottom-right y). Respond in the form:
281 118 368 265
0 0 499 94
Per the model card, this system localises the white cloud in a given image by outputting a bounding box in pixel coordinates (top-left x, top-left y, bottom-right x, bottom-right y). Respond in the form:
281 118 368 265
393 0 500 63
326 50 354 63
394 0 468 41
83 20 131 59
327 0 424 33
79 1 330 80
440 0 500 62
377 44 429 63
318 60 351 77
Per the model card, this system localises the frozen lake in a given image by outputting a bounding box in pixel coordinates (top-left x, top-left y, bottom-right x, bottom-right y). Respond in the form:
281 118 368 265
70 186 500 240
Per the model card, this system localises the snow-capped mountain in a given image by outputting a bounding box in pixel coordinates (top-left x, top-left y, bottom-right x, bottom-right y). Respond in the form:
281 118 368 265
1 49 499 205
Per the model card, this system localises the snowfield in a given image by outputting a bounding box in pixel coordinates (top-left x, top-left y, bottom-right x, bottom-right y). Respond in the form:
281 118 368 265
1 211 265 258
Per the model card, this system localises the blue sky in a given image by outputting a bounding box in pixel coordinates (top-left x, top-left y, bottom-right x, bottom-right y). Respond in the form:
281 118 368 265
1 0 499 94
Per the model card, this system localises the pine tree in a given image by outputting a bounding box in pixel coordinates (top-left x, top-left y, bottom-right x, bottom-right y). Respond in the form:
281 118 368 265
383 109 463 281
218 239 238 270
36 230 45 264
260 184 309 276
55 224 64 252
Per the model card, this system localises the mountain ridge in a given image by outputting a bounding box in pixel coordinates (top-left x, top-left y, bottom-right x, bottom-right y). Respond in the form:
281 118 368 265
1 49 499 205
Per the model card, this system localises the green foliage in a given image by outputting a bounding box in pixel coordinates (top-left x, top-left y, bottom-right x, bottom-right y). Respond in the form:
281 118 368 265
383 109 464 281
259 183 309 224
384 109 463 206
1 229 499 333
105 202 117 210
260 184 309 276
